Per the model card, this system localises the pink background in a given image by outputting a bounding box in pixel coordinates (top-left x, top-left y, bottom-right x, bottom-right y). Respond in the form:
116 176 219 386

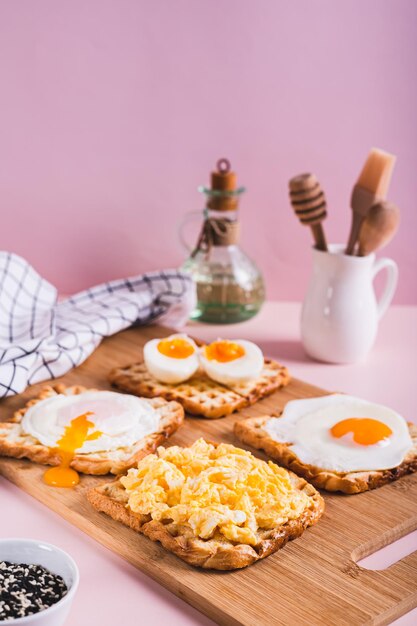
1 0 416 303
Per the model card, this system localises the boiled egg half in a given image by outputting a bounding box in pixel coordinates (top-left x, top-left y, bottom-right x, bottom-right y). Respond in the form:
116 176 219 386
264 394 413 472
143 334 199 384
200 339 264 385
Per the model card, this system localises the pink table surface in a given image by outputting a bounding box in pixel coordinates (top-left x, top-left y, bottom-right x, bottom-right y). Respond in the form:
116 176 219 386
1 302 416 626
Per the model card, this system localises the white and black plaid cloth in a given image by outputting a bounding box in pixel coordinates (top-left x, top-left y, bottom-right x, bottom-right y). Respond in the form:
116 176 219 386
0 252 196 398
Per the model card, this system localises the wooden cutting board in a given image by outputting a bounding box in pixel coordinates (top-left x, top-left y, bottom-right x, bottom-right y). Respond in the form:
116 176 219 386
0 326 416 626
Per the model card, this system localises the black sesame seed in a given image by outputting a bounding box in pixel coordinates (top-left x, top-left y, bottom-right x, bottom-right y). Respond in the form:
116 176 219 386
0 561 68 621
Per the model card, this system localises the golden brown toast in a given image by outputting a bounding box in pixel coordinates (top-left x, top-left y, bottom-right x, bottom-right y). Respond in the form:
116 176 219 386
234 415 417 494
0 384 184 475
108 359 290 419
88 466 324 570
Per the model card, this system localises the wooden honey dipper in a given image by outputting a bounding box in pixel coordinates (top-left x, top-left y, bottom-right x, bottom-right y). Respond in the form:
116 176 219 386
289 173 328 251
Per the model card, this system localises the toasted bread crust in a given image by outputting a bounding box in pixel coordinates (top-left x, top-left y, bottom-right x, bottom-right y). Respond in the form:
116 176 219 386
234 416 417 494
87 471 324 570
0 385 184 475
108 359 290 419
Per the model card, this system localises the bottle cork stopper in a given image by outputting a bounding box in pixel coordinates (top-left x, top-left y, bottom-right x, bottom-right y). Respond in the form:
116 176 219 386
211 159 237 191
208 159 238 211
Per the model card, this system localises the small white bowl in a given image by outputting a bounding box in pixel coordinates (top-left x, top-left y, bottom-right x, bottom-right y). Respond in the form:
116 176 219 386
0 539 79 625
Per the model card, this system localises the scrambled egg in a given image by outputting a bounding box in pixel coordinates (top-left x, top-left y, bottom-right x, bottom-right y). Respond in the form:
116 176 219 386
120 439 309 546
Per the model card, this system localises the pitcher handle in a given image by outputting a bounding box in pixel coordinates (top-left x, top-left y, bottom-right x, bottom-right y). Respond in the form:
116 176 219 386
178 211 201 253
371 257 398 320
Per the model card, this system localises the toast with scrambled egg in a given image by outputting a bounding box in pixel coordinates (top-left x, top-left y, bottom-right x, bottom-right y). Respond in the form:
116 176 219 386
87 439 324 570
0 385 184 475
234 415 417 494
108 359 290 419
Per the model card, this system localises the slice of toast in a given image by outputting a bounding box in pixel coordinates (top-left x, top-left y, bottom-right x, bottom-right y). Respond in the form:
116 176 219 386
234 416 417 494
108 359 290 419
0 384 184 475
87 468 324 571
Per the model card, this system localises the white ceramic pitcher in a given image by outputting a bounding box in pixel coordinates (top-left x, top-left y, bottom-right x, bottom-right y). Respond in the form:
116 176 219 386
301 244 398 363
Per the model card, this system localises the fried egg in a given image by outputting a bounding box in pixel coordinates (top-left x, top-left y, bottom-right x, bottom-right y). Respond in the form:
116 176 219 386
264 394 413 472
143 334 199 384
121 438 309 546
21 391 160 453
199 339 264 385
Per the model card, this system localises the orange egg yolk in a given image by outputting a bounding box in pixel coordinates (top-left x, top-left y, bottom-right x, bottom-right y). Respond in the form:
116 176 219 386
205 340 245 363
44 412 102 488
330 418 392 446
157 337 194 359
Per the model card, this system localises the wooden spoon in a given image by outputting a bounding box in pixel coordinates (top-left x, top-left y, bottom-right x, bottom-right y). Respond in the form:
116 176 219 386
357 201 400 256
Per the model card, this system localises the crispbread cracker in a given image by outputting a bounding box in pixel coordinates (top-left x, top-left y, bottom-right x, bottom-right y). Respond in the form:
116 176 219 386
234 415 417 494
0 384 184 475
109 359 290 419
88 466 324 570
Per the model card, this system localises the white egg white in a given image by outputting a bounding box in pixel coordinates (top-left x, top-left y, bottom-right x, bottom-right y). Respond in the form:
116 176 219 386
21 391 160 453
143 334 199 384
200 339 264 385
264 394 413 472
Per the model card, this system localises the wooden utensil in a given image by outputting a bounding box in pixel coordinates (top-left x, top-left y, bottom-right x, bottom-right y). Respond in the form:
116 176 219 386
346 148 396 255
289 173 328 251
357 200 400 256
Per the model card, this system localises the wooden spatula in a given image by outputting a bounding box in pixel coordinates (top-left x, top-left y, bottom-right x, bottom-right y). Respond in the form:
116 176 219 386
346 148 396 255
289 173 327 251
357 201 400 256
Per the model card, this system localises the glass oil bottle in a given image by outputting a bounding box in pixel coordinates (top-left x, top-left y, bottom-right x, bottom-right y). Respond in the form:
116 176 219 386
180 159 265 324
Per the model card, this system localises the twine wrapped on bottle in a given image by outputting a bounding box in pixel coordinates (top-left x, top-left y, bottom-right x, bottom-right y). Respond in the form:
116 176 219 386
191 217 240 258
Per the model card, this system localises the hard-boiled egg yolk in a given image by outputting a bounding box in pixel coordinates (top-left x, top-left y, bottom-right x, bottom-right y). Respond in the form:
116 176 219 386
330 418 392 446
205 340 245 363
44 412 102 488
157 337 195 359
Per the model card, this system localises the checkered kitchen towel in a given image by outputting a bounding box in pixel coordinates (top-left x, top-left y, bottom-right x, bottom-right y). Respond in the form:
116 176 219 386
0 252 196 398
